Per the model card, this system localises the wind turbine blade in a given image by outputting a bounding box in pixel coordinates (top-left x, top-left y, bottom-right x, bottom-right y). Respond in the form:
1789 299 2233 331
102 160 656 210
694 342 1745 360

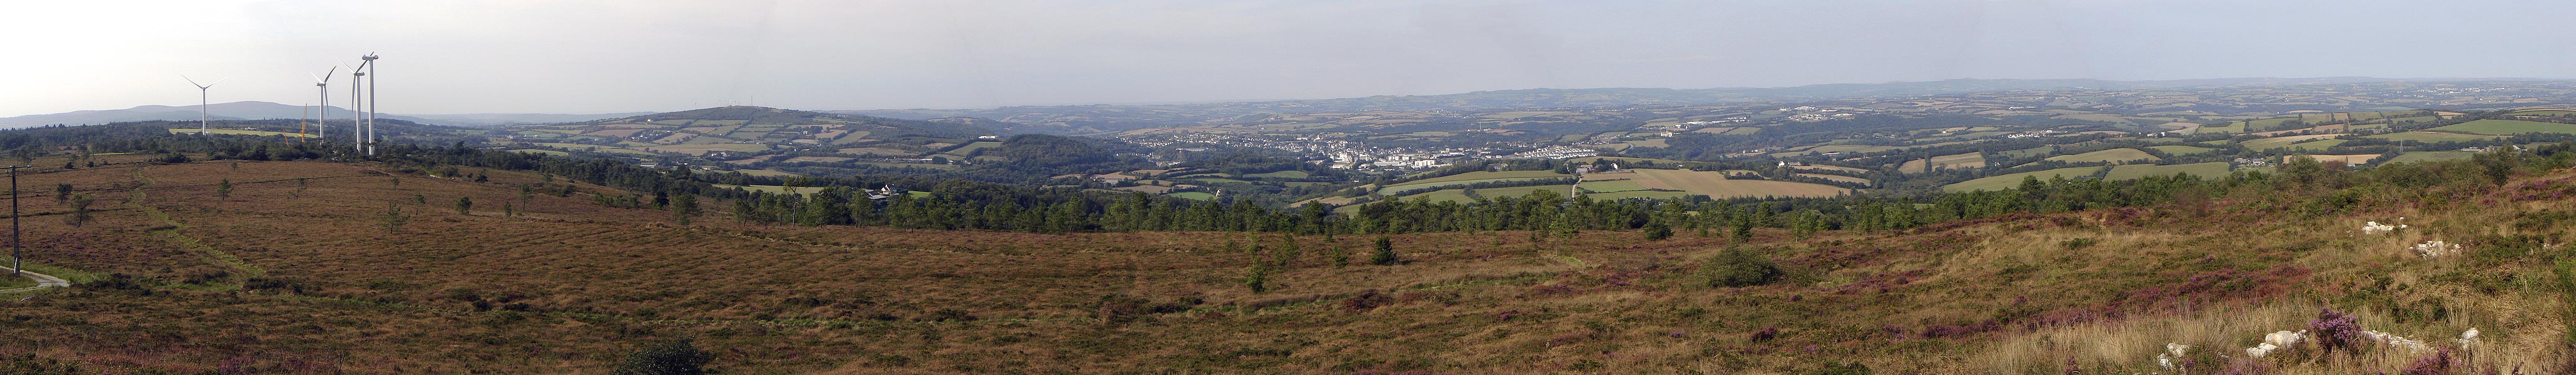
182 75 203 88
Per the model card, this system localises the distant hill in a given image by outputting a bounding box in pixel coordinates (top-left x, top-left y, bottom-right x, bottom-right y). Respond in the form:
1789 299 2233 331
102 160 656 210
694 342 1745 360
0 101 642 129
844 77 2563 134
496 106 1000 159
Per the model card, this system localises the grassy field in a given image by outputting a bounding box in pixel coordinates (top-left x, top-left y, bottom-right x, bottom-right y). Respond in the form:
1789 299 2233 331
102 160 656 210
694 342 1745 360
2241 134 2347 151
2385 151 2474 164
2428 119 2576 135
1604 169 1847 199
166 128 318 138
1380 171 1571 194
1462 184 1577 199
1575 179 1650 193
1581 190 1691 200
1165 191 1217 200
2146 145 2214 155
1239 170 1311 179
1942 166 2105 192
2365 131 2504 143
1903 152 1985 174
1925 152 1985 171
2286 154 2384 165
712 184 808 194
1392 170 1568 186
2044 148 2159 164
1788 164 1869 174
2001 146 2057 159
4 158 2571 374
1797 172 1869 184
2104 162 2231 181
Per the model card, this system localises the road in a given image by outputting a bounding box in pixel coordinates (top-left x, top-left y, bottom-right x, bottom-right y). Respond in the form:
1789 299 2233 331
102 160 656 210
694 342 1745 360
1 266 69 294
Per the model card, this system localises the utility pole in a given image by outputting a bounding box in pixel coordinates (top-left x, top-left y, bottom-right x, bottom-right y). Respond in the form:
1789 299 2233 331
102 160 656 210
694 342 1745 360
6 164 28 276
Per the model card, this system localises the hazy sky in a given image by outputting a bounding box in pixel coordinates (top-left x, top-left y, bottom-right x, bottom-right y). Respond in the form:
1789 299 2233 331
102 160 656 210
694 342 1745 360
4 0 2572 117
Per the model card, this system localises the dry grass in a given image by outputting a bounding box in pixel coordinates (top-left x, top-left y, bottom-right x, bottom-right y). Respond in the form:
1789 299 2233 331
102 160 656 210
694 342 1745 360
2 159 2571 374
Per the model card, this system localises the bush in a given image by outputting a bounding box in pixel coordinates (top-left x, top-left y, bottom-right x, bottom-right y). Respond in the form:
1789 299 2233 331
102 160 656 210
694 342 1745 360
2309 308 2362 355
1644 222 1673 241
1703 248 1781 288
612 337 712 375
1817 361 1872 375
1369 236 1399 266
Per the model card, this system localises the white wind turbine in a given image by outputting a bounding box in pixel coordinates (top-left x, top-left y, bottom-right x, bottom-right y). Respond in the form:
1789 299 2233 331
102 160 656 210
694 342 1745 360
362 53 379 156
350 68 366 152
350 53 380 155
181 76 225 136
310 66 338 142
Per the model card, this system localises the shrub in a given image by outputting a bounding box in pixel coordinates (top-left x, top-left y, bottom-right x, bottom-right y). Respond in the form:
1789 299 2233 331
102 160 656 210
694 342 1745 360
1817 361 1872 375
1703 248 1781 288
2309 308 2362 355
1750 326 1780 342
1644 222 1673 241
1369 236 1399 266
2400 348 2452 375
612 336 711 375
1243 264 1270 293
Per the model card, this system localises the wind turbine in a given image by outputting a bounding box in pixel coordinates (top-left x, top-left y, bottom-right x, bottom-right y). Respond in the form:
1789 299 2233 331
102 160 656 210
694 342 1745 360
349 53 380 155
310 66 338 142
363 53 378 156
181 76 225 136
358 66 373 152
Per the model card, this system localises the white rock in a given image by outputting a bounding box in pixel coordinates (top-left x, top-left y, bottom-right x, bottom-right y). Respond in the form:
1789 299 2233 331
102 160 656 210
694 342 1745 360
2264 330 2306 348
2244 342 2279 358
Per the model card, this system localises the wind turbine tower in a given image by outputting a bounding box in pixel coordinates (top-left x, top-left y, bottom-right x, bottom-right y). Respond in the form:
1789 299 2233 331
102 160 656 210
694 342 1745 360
350 66 367 152
363 53 378 156
182 76 223 136
349 53 380 155
312 67 337 142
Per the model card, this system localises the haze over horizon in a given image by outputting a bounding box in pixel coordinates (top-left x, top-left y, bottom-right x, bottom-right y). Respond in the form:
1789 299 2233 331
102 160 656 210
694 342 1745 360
6 0 2573 118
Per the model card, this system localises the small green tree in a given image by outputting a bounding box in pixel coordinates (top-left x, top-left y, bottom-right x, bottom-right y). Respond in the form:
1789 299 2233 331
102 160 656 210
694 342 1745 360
215 179 232 201
1326 242 1351 268
64 193 93 227
1702 248 1781 288
1643 221 1673 241
503 201 515 218
671 193 700 224
1272 234 1301 268
53 183 70 202
1242 263 1270 293
1369 236 1399 266
455 196 473 216
612 336 712 375
1730 215 1755 242
380 201 410 233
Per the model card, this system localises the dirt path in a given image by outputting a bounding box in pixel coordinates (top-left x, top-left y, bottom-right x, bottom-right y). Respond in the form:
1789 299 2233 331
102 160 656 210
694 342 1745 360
1 266 70 294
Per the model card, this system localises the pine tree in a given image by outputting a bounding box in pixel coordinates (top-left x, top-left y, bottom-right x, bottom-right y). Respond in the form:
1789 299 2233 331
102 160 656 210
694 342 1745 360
1369 236 1398 266
215 179 232 201
455 196 474 216
612 336 712 375
671 193 699 225
380 201 410 234
1242 263 1270 293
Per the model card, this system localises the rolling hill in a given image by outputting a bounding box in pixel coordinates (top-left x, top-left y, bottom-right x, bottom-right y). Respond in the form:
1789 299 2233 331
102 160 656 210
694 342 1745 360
7 151 2570 374
0 101 644 128
498 106 1000 159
